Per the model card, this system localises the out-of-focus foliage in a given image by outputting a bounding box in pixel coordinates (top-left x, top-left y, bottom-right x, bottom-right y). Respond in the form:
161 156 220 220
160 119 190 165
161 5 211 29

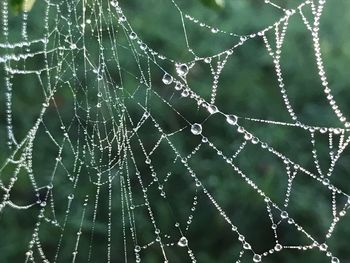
9 0 35 13
1 0 350 263
199 0 225 9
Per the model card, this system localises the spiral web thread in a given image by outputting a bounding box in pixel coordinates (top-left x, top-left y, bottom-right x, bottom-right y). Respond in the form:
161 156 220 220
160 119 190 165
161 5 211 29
0 0 350 262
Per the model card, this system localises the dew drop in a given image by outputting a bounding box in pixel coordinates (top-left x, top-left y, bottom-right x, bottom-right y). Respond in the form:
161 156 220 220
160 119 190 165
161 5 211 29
331 257 339 263
319 243 328 251
177 236 188 247
253 254 262 262
175 83 183 90
207 104 218 114
274 243 282 251
118 16 126 23
226 115 238 125
191 123 202 135
251 137 259 144
181 89 189 97
134 246 141 253
243 242 251 250
320 127 327 133
280 211 289 219
140 43 147 50
162 73 173 85
129 32 137 40
204 57 212 63
176 64 188 76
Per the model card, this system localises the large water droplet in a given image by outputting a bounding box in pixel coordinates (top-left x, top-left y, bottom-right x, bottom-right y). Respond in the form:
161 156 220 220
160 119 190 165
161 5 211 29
280 211 289 219
176 64 188 76
134 245 141 253
204 57 212 63
226 115 238 125
129 32 137 40
175 83 182 90
274 243 282 251
243 242 251 250
181 89 189 97
331 257 339 263
162 73 173 85
319 243 328 251
177 236 188 247
191 123 202 135
207 104 218 114
253 254 261 262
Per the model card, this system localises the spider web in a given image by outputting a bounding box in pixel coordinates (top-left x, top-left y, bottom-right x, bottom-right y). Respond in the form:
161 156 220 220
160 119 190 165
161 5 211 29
0 0 350 262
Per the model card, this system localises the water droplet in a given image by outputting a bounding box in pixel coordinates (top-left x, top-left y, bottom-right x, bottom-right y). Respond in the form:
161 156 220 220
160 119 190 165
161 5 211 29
320 127 327 133
140 43 147 50
280 211 289 219
118 16 126 23
319 243 328 251
174 83 182 90
274 243 282 251
253 254 262 262
331 257 339 263
240 36 247 42
129 32 137 40
251 137 259 144
226 115 238 125
191 123 202 135
207 104 218 114
334 128 341 134
181 89 189 97
204 57 212 63
134 246 141 253
162 73 173 85
68 194 74 200
177 236 188 247
322 178 330 185
176 64 188 76
243 242 251 250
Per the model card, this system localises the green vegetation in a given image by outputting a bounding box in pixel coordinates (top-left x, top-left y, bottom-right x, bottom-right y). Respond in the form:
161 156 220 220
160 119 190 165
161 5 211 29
1 0 350 262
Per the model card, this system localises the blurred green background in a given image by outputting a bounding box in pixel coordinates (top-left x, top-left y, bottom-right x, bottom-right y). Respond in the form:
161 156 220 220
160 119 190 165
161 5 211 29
1 0 350 262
